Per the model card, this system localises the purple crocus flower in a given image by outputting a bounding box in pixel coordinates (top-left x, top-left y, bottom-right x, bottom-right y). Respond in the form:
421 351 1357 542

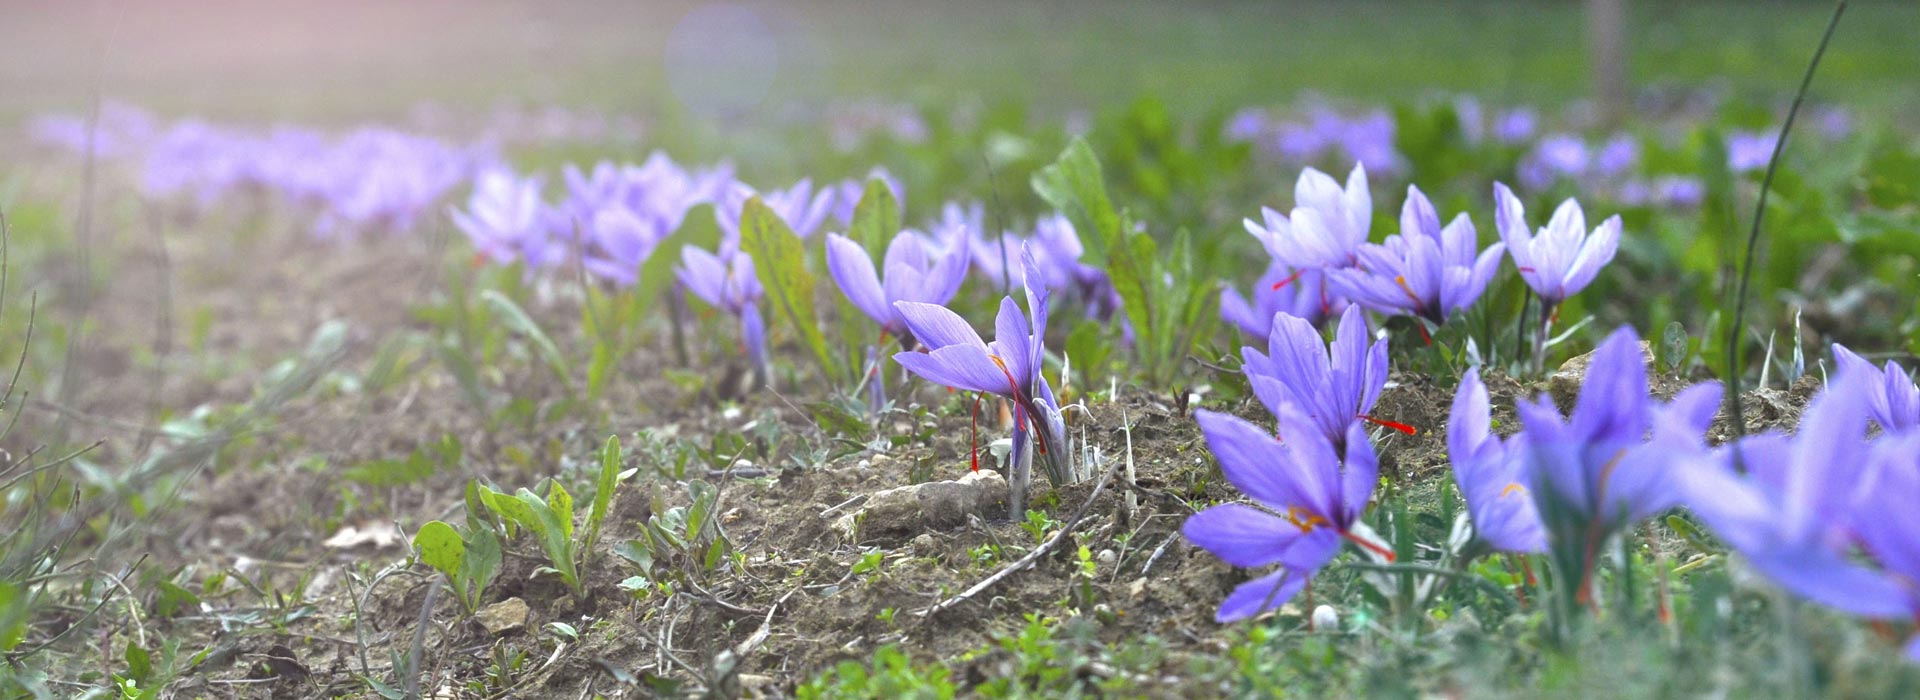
1518 134 1590 190
1493 182 1621 309
1182 403 1389 622
1493 108 1540 144
1832 343 1919 434
1849 435 1920 659
580 204 662 286
1726 131 1777 173
824 227 970 342
1593 134 1640 179
1448 369 1545 554
1240 305 1395 456
678 244 768 376
1330 185 1505 326
1220 263 1340 338
1675 373 1913 627
892 246 1066 509
1244 164 1373 271
451 170 563 268
1512 326 1721 600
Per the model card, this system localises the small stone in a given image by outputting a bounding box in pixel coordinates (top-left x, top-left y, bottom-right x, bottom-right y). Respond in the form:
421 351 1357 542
476 597 531 636
1127 578 1148 600
1312 605 1339 632
1096 549 1117 566
1549 340 1655 409
911 533 938 554
832 470 1009 542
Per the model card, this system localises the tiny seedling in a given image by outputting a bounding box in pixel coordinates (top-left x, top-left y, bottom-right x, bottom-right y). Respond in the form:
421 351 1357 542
476 481 584 597
412 520 503 615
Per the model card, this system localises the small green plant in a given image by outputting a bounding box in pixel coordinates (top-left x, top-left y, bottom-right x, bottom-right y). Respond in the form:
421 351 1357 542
411 520 502 615
476 481 584 597
796 645 956 700
1020 509 1060 544
851 550 885 578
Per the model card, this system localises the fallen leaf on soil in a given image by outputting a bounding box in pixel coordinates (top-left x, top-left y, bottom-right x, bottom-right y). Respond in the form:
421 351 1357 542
322 521 402 550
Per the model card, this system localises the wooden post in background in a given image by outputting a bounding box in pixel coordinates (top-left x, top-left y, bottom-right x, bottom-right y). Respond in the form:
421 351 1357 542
1588 0 1628 126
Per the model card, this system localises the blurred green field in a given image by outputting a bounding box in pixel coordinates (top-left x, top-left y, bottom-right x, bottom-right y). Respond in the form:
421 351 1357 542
3 0 1916 125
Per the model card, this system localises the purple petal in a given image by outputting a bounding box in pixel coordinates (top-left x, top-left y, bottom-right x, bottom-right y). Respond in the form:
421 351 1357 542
894 301 986 351
1215 569 1308 623
826 234 892 327
1183 504 1306 568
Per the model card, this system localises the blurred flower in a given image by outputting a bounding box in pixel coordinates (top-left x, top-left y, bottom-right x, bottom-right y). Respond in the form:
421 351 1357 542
1493 183 1621 308
1512 326 1721 600
1448 369 1545 554
1518 133 1590 190
1832 343 1919 434
451 169 562 268
1220 263 1340 337
1331 185 1505 326
1726 131 1777 173
1676 373 1911 625
1617 176 1705 209
1240 305 1392 457
1182 403 1387 622
1493 108 1540 144
678 244 768 372
825 226 970 341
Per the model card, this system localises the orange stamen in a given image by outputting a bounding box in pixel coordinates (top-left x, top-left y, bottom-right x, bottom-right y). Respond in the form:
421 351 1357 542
1500 482 1528 499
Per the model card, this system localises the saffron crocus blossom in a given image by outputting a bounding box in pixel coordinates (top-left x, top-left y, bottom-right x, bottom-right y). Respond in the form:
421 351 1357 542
1848 435 1920 660
1675 373 1914 627
1244 164 1373 271
1331 186 1505 327
825 228 970 342
1183 404 1387 622
892 246 1066 514
1447 369 1545 554
1512 326 1721 602
1240 305 1393 456
1832 343 1919 433
452 170 564 268
678 244 768 378
1221 263 1340 338
1726 131 1777 173
1493 182 1621 309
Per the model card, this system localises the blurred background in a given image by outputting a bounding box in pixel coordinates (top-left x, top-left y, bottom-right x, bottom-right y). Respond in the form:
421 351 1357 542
4 1 1915 126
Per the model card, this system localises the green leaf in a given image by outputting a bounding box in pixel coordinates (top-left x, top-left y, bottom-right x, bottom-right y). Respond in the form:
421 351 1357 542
0 582 27 651
588 435 622 549
125 642 153 685
546 481 576 542
741 197 838 383
482 488 540 534
152 581 201 619
480 290 572 391
413 521 465 578
1032 138 1122 262
460 526 503 605
848 177 902 256
638 203 720 307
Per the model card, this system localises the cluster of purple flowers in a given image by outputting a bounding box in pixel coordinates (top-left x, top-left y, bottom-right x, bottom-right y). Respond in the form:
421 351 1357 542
1517 132 1705 209
32 104 495 238
1226 104 1406 177
1224 165 1618 344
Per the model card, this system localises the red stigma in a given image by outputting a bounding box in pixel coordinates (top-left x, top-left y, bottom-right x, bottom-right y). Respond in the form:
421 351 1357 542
1341 530 1397 562
1358 414 1418 435
968 393 982 472
1269 268 1304 291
